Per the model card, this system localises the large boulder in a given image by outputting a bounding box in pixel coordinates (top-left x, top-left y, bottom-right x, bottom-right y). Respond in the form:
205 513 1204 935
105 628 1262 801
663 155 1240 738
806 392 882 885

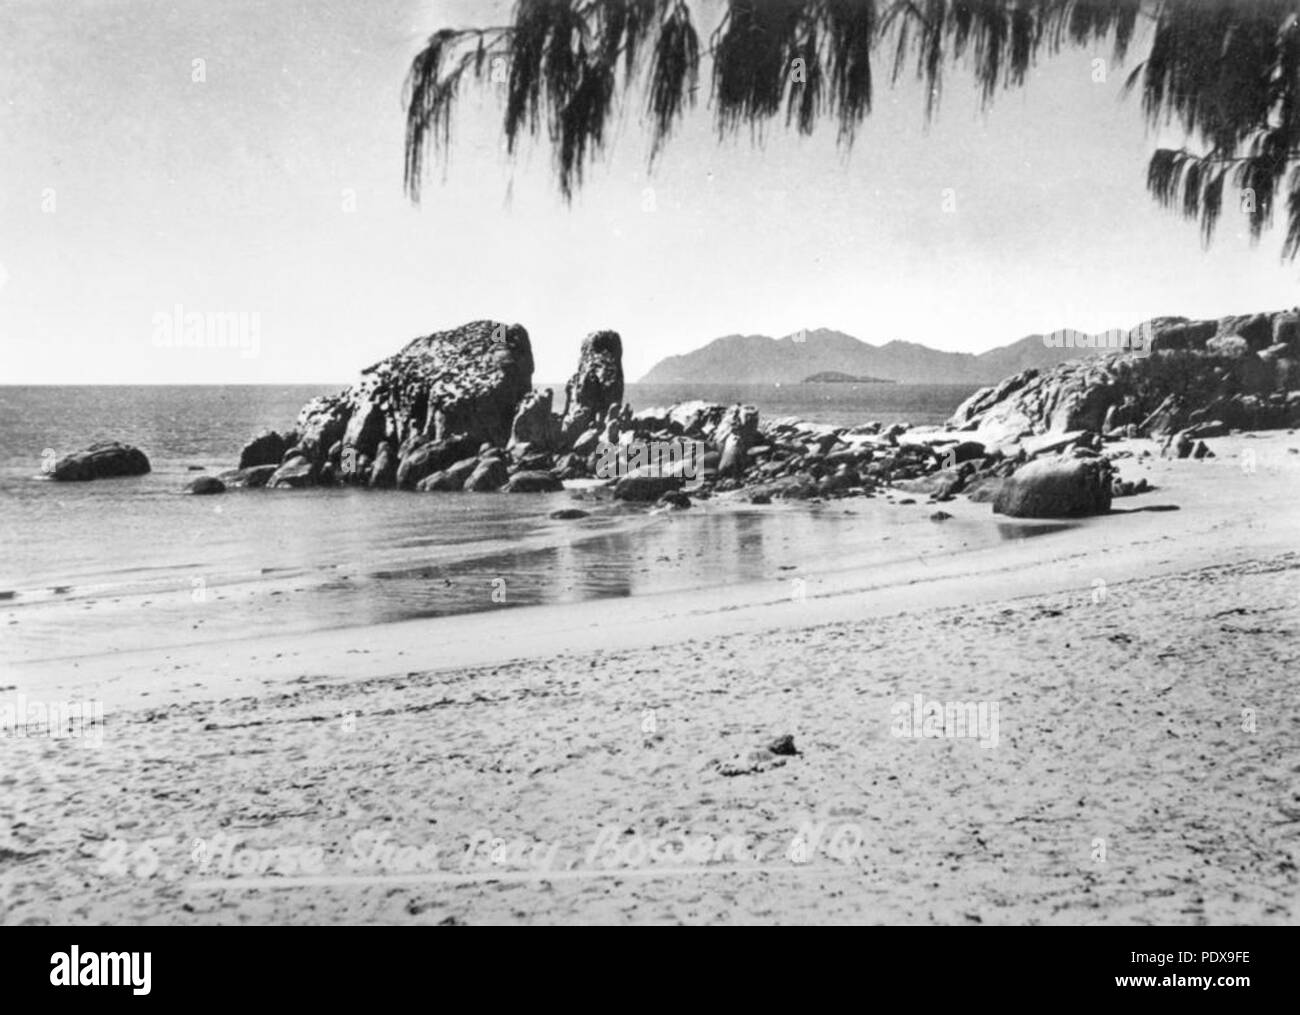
1205 334 1251 358
992 456 1113 518
51 442 150 481
559 331 624 447
238 430 295 469
464 457 509 492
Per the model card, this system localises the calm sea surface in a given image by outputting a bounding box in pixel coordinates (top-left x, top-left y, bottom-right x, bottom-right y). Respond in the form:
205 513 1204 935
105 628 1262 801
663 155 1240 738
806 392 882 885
0 383 989 664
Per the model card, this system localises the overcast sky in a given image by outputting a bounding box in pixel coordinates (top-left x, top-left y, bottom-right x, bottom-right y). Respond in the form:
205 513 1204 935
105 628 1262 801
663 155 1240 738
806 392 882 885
1 0 1297 385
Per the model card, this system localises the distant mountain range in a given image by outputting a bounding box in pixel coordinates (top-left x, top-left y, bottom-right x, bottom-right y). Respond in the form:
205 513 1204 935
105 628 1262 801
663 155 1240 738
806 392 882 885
638 327 1107 385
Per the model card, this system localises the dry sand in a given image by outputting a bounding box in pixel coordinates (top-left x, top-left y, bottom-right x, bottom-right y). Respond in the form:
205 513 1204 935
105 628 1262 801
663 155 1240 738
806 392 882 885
2 432 1298 925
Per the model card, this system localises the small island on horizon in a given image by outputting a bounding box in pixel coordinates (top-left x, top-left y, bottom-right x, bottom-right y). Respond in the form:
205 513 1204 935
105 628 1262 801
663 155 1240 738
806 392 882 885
802 371 896 384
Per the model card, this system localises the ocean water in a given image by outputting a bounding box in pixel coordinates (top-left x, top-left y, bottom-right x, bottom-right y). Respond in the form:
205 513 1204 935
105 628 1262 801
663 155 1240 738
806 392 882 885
624 382 978 428
0 383 988 664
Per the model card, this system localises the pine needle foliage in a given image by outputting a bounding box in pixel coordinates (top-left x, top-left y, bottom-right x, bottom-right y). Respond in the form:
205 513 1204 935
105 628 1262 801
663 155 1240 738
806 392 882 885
404 0 1300 259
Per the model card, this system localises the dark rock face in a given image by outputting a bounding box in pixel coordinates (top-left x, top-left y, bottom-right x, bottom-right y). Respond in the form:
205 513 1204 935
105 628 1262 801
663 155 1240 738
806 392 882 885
951 308 1300 440
992 456 1113 518
464 457 509 492
396 435 478 490
368 441 397 489
560 331 624 446
416 457 479 492
184 476 225 495
510 389 561 452
51 442 151 481
238 430 295 470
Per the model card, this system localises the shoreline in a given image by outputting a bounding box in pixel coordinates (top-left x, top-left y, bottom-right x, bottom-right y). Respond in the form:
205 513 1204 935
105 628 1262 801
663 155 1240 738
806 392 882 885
5 431 1297 708
2 430 1298 924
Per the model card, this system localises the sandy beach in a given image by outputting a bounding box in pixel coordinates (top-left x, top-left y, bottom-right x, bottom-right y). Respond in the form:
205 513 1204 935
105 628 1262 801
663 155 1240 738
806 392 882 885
3 432 1298 925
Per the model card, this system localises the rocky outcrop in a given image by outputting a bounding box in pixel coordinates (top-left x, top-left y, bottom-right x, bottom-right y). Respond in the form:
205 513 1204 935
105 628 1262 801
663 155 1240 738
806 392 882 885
992 455 1113 518
230 323 642 496
276 321 534 488
560 331 624 447
51 442 150 481
950 308 1300 440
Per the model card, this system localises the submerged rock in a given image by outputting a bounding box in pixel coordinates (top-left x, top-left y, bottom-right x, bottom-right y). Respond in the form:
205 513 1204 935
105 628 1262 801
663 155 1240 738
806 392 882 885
51 442 150 481
184 476 225 495
217 465 278 489
613 474 684 502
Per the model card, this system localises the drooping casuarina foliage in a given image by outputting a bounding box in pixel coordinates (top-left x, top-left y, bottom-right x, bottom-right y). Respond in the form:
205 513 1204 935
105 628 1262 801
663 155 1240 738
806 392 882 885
403 0 1300 259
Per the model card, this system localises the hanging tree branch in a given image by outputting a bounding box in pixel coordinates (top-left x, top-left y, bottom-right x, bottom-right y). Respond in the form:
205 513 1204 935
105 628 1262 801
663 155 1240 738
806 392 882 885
402 0 1300 261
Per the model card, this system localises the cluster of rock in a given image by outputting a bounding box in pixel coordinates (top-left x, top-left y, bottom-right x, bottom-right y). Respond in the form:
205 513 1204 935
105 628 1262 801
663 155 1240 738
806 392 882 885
219 322 624 494
203 317 1181 518
950 308 1300 441
62 312 1289 521
615 404 1128 517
